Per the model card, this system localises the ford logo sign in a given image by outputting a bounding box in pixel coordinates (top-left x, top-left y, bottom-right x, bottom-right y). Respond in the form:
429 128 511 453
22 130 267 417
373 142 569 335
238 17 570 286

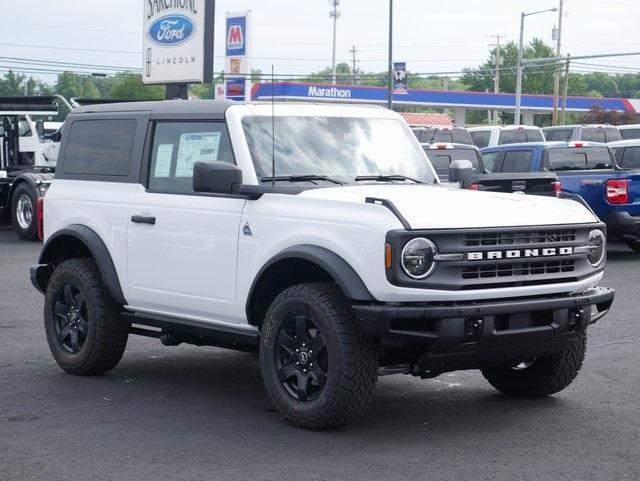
147 15 194 47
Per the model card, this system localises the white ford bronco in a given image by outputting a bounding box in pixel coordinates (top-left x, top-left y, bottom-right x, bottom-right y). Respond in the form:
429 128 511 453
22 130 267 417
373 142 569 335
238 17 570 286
31 100 615 430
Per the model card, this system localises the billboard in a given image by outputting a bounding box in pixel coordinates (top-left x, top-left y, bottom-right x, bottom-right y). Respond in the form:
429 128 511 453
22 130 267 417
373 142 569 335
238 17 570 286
143 0 214 85
393 62 407 93
225 11 251 101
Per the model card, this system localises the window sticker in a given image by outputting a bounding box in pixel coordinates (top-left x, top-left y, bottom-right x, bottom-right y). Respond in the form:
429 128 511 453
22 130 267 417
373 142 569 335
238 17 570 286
175 132 222 177
154 144 173 178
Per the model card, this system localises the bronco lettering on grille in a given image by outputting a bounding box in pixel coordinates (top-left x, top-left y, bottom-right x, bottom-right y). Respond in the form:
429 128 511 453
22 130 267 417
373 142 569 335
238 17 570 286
467 247 573 261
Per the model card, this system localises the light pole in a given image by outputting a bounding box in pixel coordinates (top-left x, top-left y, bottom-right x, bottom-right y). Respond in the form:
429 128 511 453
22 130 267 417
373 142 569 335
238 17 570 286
330 0 340 85
387 0 393 110
514 7 557 125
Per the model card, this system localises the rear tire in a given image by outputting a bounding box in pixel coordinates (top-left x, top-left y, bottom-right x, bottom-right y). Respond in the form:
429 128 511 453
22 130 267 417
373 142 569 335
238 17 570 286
625 238 640 253
44 258 129 375
259 283 378 430
11 183 38 241
481 332 586 398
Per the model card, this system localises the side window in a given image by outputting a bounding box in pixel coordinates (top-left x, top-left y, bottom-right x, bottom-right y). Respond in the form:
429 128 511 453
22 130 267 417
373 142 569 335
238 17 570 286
581 128 605 142
481 151 499 172
620 146 640 169
148 121 235 194
620 128 640 140
64 119 136 176
501 150 533 173
470 131 490 148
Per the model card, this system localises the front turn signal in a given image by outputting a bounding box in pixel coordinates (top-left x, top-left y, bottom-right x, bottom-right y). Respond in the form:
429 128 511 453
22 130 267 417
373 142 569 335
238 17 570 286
385 243 392 269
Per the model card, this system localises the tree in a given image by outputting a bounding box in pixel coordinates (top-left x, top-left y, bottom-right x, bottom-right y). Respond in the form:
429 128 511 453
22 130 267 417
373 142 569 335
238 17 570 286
0 70 40 96
108 73 164 100
461 38 556 95
305 63 353 84
55 72 101 100
577 105 638 125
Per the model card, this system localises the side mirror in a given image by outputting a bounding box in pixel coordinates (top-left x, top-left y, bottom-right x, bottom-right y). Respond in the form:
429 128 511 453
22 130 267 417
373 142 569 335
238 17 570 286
35 119 44 138
193 161 243 194
449 159 474 189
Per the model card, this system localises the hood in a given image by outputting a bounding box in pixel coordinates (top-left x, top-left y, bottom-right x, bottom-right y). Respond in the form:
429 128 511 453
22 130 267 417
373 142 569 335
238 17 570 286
298 184 597 229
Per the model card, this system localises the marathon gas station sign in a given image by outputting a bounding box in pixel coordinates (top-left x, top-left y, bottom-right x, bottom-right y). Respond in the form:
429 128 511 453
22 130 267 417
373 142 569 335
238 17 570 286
251 82 636 113
225 11 251 101
143 0 214 85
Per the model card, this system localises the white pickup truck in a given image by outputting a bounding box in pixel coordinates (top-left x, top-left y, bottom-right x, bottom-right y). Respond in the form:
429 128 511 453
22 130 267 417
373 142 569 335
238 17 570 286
31 100 614 430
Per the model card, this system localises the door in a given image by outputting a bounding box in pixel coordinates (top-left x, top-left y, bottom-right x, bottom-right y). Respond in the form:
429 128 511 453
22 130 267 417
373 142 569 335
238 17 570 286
127 120 246 323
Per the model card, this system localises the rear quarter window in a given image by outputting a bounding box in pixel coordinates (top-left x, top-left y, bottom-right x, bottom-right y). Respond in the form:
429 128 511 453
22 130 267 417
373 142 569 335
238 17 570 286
63 119 136 176
548 147 613 171
425 148 480 181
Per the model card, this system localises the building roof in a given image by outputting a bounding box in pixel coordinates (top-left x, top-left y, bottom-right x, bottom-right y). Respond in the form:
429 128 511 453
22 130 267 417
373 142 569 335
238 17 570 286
400 112 453 126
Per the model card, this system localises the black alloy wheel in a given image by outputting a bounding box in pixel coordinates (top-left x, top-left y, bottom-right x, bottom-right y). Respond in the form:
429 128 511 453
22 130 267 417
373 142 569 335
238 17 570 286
53 283 89 354
275 314 328 402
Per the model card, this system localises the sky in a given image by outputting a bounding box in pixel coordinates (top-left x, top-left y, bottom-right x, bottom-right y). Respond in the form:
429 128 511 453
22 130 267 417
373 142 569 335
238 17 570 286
1 0 639 84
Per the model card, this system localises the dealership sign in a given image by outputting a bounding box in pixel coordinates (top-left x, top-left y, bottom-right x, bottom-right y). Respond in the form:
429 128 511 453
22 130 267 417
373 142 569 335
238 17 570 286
225 11 251 101
143 0 214 85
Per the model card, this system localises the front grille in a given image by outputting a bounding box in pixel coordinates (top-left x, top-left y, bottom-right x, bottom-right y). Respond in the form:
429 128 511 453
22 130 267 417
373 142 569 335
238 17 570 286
462 260 576 280
463 229 576 247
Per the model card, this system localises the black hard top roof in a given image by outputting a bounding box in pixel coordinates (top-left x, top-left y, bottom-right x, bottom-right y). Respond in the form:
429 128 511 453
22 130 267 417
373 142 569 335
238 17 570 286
68 99 236 116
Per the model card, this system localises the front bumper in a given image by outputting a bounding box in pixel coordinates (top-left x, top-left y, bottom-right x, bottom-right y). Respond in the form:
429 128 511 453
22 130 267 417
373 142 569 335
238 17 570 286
352 286 614 370
603 211 640 240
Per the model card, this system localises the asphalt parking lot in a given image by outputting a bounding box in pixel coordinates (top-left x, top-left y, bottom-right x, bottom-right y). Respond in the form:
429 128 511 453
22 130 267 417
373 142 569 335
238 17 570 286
0 225 639 481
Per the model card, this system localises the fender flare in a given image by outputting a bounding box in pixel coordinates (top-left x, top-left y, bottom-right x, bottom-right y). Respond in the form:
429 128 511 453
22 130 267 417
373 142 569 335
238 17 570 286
246 244 374 322
9 172 54 203
38 224 126 304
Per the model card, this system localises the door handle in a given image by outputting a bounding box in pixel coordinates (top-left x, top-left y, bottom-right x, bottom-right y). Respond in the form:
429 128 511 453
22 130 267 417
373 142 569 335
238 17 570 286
131 215 156 225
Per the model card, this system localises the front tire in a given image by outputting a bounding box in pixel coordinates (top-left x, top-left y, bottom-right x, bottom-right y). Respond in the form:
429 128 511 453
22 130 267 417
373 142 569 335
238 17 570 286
44 258 129 375
481 332 586 398
11 183 38 241
259 283 378 430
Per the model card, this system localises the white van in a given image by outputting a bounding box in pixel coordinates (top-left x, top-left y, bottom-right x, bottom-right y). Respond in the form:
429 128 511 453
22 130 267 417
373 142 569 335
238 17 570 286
468 125 545 148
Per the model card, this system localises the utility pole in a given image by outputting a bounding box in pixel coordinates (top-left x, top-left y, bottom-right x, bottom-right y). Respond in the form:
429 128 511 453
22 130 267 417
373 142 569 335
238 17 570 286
552 0 564 125
349 45 358 84
443 76 449 115
491 34 504 125
330 0 340 85
387 0 393 110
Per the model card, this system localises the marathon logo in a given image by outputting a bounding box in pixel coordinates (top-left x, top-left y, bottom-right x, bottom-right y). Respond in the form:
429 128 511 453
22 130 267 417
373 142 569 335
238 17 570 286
227 25 244 50
467 247 574 261
307 86 352 99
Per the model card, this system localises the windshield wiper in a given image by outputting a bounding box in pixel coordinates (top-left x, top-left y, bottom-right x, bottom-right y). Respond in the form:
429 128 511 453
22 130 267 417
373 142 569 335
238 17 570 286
354 174 422 184
260 175 345 185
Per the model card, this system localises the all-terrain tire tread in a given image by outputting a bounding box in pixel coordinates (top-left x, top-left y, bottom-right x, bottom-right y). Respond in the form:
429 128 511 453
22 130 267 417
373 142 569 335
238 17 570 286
45 258 128 375
481 332 586 398
262 283 378 430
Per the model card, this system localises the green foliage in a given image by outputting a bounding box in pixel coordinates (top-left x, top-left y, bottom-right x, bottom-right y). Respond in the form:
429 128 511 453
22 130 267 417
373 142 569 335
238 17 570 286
108 73 164 100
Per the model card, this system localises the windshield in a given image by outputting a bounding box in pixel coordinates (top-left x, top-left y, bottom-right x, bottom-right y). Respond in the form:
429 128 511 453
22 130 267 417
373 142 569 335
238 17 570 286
547 147 613 171
242 116 436 183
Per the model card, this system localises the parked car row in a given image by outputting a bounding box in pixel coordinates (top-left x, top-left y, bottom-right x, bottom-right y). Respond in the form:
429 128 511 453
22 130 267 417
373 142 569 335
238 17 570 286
410 122 640 148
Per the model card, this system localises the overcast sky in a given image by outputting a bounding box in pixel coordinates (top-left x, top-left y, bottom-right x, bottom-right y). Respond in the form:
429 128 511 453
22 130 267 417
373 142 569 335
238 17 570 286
1 0 639 83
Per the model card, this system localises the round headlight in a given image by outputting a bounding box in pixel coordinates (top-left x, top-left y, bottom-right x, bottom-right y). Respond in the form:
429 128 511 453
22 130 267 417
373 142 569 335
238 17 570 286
401 238 437 279
586 229 605 267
